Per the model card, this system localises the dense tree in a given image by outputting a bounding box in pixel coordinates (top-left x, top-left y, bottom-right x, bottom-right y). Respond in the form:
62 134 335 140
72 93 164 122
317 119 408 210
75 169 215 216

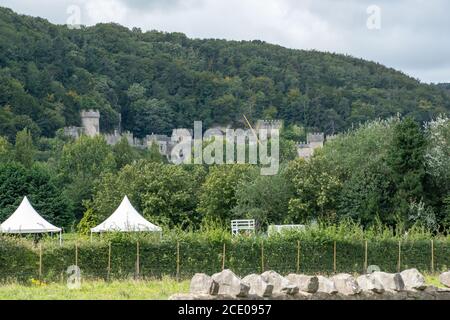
0 6 449 141
0 7 449 233
129 98 175 138
197 165 254 226
86 161 206 229
146 142 166 163
59 135 116 219
0 136 11 162
0 162 74 228
13 128 35 167
233 166 293 228
424 116 450 229
112 136 138 170
287 157 341 224
386 117 428 227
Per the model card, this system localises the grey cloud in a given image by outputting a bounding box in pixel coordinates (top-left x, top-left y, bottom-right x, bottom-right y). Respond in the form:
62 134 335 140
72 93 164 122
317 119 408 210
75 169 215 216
0 0 448 83
119 0 204 13
120 0 182 10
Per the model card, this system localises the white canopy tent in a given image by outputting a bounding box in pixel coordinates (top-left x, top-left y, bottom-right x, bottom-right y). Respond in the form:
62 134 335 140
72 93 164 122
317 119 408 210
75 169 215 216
0 196 62 245
91 196 162 237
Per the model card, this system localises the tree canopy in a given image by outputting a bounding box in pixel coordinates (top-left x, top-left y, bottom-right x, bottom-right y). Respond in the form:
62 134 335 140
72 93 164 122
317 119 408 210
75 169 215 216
0 6 449 143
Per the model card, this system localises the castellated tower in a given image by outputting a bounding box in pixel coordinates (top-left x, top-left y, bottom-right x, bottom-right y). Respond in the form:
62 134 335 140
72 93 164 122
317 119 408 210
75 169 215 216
307 133 325 149
256 120 284 132
81 110 100 137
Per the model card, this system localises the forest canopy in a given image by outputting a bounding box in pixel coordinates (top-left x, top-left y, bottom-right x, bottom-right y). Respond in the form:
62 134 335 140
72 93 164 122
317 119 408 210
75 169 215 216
0 7 449 234
0 6 449 142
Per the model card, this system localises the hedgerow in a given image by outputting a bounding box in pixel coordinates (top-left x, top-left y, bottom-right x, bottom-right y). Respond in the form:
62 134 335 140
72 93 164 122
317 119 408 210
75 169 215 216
1 224 449 282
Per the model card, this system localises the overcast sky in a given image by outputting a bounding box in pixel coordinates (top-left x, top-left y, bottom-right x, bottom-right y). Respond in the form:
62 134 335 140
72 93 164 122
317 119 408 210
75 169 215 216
1 0 449 83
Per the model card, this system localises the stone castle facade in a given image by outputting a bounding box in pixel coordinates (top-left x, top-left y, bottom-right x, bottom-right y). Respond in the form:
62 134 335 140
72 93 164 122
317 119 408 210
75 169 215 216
297 133 325 159
64 111 330 160
64 110 192 158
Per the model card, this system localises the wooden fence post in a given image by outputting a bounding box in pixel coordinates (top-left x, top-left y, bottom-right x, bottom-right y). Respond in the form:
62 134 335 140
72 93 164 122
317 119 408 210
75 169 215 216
106 242 111 281
39 243 42 280
364 240 368 273
431 240 435 274
296 241 300 274
222 243 226 271
397 241 402 273
75 242 78 267
333 241 337 274
136 241 140 279
261 241 265 273
176 241 180 281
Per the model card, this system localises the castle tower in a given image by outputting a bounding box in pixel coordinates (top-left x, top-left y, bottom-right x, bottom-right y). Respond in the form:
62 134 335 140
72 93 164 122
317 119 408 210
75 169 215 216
307 133 325 149
81 110 100 137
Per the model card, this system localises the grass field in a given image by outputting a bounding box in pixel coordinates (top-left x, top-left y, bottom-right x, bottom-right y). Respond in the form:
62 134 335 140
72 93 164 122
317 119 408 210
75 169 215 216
0 275 444 300
0 278 190 300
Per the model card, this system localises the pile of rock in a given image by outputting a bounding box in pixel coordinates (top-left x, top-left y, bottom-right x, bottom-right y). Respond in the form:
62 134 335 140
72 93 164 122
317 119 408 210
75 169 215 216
170 269 450 300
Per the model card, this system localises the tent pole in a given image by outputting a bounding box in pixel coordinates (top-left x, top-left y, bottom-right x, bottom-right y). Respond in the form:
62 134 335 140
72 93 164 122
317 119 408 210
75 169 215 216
59 231 62 247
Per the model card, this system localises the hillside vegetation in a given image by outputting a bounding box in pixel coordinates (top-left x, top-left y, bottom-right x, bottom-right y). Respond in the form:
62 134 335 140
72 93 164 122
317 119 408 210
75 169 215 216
0 7 449 235
0 6 449 141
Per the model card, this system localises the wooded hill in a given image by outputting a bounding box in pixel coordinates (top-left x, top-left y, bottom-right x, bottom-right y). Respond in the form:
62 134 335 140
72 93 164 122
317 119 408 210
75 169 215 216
0 6 449 141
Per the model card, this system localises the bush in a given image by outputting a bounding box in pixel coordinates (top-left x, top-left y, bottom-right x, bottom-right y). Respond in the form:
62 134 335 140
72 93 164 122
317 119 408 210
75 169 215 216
1 226 449 282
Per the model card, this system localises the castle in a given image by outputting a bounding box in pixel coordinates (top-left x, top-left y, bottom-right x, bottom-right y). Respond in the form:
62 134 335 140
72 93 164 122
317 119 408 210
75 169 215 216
297 133 325 159
64 111 329 160
64 110 189 158
255 120 284 133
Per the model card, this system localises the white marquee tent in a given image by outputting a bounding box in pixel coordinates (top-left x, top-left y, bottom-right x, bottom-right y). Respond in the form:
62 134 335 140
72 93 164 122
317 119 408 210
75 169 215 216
91 196 162 235
0 196 62 244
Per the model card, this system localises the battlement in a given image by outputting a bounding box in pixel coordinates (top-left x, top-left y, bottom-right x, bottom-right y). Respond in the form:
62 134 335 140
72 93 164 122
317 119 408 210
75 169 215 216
297 142 309 147
258 120 283 124
64 126 84 139
326 134 338 141
307 133 325 143
255 120 284 133
80 110 100 119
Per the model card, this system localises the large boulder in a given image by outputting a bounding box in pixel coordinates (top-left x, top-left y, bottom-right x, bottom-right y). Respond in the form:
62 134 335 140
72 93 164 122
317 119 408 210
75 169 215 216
440 272 450 288
242 274 274 297
371 272 405 292
357 274 385 294
261 271 299 295
400 269 427 290
212 269 250 297
331 274 361 296
190 273 220 295
317 276 338 294
286 274 319 293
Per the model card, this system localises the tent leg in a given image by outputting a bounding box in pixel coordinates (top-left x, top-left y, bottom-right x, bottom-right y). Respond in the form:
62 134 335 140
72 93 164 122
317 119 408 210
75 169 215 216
59 231 62 247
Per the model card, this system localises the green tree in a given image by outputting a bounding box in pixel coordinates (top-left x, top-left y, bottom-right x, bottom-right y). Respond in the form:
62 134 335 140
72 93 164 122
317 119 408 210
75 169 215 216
14 128 35 167
287 157 341 224
146 142 166 163
233 166 293 228
0 136 11 163
77 208 98 235
197 165 254 227
129 98 175 138
87 161 205 229
59 135 116 219
0 162 74 228
387 117 427 226
424 116 450 229
112 136 138 170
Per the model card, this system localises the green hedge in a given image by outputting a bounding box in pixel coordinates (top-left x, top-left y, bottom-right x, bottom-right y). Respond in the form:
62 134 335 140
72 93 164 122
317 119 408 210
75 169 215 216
1 236 449 282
